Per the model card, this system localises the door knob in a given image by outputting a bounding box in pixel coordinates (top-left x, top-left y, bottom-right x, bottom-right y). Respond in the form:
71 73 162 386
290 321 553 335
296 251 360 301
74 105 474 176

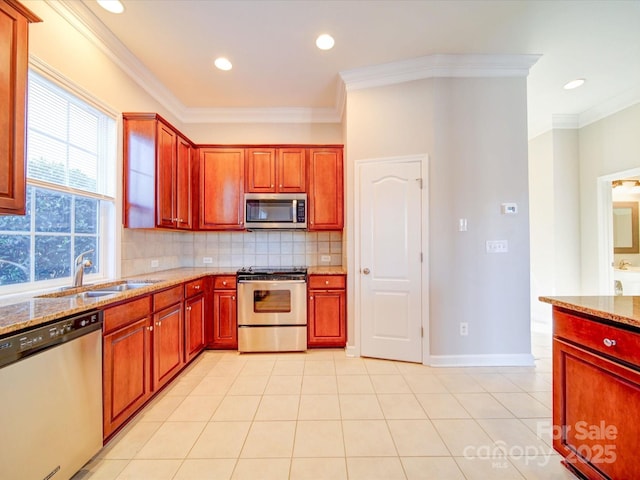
362 268 370 275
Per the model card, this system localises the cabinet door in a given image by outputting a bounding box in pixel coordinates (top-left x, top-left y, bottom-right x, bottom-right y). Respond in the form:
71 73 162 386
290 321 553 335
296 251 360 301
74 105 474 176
153 303 185 390
0 1 39 214
175 135 193 229
156 122 177 228
245 148 276 193
278 148 306 193
553 338 640 480
103 317 152 439
308 289 346 347
199 148 245 230
212 290 237 348
185 293 205 362
308 148 343 230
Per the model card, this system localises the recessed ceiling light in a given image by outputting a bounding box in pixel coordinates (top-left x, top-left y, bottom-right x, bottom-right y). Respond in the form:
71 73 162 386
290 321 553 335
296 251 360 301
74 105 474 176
316 34 335 50
97 0 124 14
214 57 233 71
563 78 585 90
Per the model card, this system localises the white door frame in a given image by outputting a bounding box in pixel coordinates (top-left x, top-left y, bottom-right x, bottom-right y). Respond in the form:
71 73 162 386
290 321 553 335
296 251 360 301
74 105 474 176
348 153 430 364
597 167 640 294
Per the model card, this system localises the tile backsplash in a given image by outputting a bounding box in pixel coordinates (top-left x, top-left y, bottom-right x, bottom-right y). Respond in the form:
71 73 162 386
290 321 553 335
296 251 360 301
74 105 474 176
121 229 342 277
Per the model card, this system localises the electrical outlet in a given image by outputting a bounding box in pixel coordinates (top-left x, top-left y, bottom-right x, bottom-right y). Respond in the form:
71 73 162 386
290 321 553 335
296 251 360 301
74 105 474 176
460 322 469 336
486 240 508 253
320 255 331 263
150 259 159 268
203 257 213 264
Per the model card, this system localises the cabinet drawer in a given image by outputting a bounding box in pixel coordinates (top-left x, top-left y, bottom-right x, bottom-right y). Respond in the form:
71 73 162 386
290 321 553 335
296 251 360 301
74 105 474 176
103 296 152 334
308 274 345 290
554 309 640 367
214 275 236 290
185 278 206 298
153 285 184 311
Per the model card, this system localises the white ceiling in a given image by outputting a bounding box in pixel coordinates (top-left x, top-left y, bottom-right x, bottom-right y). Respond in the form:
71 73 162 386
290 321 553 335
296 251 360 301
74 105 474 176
69 0 640 138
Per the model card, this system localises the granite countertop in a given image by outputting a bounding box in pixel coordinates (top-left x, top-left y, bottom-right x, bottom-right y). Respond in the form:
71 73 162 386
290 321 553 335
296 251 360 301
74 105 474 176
307 266 347 275
540 295 640 330
0 267 236 337
0 266 348 336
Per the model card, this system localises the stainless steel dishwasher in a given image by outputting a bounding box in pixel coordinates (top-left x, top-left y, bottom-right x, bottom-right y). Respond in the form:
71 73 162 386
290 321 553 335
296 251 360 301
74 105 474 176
0 310 103 480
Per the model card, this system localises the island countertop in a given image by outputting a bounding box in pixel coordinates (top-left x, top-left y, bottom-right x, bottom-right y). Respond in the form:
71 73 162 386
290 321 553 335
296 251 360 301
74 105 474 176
540 295 640 330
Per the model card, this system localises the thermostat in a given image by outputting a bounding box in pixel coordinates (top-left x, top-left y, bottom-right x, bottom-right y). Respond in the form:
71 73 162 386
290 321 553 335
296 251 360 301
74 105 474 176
501 203 518 215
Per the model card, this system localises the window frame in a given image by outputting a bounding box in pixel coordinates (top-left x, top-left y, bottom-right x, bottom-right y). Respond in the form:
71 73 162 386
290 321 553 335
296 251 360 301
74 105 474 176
0 60 120 297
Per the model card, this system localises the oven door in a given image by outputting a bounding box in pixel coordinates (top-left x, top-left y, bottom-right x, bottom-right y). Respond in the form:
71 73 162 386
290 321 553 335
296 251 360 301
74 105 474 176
238 280 307 326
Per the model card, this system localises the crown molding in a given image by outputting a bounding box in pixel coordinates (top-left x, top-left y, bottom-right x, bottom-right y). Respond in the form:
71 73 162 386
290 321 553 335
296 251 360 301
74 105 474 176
578 86 640 129
339 54 542 91
181 107 340 124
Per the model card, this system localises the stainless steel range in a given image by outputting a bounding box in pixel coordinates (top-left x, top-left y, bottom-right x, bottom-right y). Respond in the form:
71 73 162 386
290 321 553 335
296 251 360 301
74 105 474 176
237 266 307 352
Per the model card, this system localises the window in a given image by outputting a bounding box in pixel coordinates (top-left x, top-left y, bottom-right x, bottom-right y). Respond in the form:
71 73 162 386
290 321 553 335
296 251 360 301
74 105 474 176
0 70 116 292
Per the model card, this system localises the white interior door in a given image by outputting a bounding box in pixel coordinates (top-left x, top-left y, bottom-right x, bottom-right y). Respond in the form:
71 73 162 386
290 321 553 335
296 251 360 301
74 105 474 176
359 158 423 362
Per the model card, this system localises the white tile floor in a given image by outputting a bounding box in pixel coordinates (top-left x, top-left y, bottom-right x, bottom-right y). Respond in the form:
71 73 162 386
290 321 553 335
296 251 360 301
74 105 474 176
74 333 578 479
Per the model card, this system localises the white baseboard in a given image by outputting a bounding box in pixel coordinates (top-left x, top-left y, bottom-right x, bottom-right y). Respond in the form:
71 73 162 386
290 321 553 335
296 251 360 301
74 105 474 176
345 345 359 358
428 353 535 367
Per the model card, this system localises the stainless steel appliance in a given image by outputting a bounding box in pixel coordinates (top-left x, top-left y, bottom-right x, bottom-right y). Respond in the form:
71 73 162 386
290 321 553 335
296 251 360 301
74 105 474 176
244 193 307 230
237 266 307 352
0 310 103 480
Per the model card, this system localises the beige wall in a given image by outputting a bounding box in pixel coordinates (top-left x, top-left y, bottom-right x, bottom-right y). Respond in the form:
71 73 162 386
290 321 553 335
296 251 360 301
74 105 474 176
528 128 581 331
579 103 640 293
345 76 532 363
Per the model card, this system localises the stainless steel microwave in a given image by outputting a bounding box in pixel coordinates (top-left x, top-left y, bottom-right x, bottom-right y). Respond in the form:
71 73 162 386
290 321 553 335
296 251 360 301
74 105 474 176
244 193 307 230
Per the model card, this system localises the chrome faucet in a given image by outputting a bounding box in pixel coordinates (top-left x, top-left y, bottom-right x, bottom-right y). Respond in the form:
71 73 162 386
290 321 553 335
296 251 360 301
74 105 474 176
72 249 94 287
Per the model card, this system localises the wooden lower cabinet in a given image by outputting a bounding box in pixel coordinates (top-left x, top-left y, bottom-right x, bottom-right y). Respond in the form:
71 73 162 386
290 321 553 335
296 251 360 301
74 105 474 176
308 274 346 347
185 277 207 362
102 285 188 440
185 294 205 362
210 275 237 348
152 302 184 390
102 299 152 439
553 308 640 479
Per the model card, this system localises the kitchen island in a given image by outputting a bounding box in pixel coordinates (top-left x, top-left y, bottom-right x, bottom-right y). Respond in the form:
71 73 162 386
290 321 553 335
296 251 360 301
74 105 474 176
540 296 640 480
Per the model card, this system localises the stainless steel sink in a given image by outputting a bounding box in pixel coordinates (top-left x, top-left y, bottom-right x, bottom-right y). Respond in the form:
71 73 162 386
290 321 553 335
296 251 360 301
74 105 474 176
38 281 157 299
91 282 155 292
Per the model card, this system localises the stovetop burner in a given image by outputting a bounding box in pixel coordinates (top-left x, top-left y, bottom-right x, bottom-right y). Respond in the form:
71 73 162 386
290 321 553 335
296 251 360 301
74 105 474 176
237 266 307 281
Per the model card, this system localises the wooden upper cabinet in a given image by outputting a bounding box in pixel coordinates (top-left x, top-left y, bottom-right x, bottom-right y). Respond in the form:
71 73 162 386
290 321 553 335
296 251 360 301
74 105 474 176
156 122 177 228
175 136 193 229
308 148 344 230
245 147 306 193
123 113 194 230
0 0 40 215
199 148 245 230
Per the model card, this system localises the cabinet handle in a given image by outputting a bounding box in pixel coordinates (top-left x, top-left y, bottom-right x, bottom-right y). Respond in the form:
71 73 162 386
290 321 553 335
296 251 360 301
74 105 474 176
325 280 329 285
222 281 227 286
148 326 153 331
603 338 617 347
194 285 201 290
271 184 274 188
186 306 192 311
156 321 161 327
232 296 235 301
310 295 314 300
279 184 282 188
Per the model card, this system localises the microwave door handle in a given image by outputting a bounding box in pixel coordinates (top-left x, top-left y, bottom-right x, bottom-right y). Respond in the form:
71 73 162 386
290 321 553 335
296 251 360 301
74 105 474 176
292 199 297 224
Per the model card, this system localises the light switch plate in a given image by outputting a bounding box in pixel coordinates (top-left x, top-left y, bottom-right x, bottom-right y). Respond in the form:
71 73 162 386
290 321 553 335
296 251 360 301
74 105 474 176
151 259 159 268
203 257 213 264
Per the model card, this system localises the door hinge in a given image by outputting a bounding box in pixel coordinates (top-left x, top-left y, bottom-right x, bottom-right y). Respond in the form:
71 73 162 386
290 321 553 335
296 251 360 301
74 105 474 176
420 252 423 262
416 178 423 189
421 327 424 338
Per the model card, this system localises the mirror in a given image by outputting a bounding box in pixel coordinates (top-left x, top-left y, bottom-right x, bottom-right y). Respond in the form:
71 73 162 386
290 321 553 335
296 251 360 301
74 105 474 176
613 202 639 254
